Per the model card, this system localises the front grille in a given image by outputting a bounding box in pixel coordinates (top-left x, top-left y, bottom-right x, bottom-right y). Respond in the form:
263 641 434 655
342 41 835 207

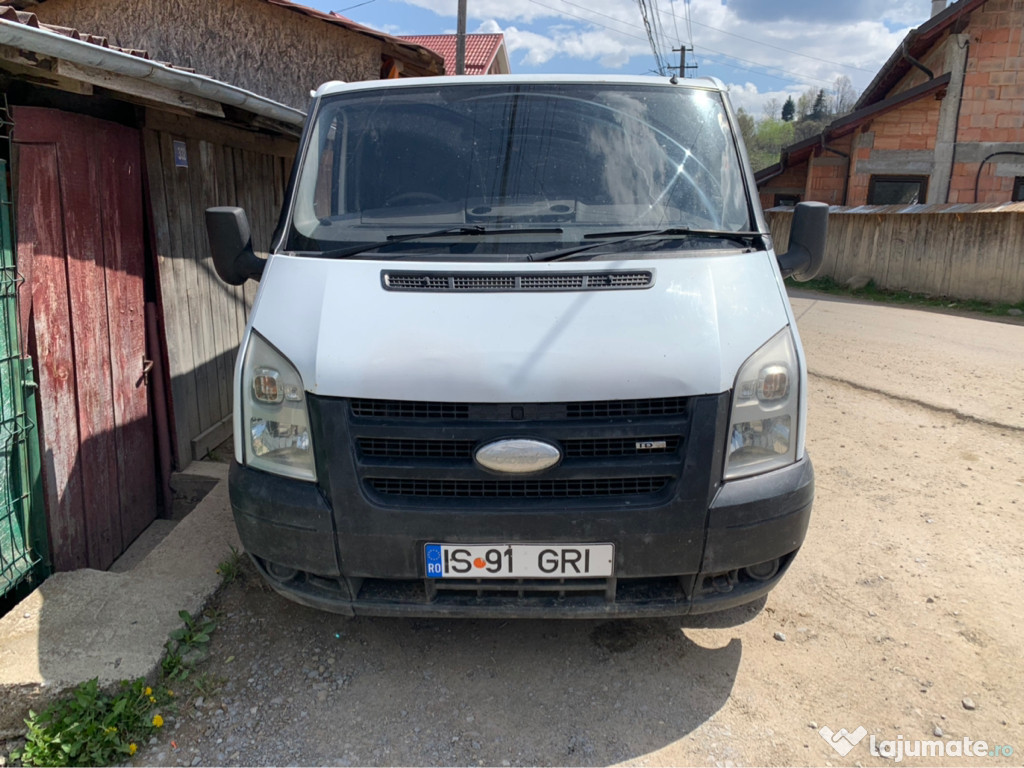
349 397 688 421
382 270 654 292
367 477 671 498
318 395 692 508
358 436 678 459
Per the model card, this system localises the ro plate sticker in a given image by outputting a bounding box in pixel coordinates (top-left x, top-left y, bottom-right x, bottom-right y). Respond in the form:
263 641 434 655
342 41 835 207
425 544 444 578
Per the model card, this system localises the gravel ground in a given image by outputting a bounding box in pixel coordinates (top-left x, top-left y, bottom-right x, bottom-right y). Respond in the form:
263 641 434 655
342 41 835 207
131 375 1023 767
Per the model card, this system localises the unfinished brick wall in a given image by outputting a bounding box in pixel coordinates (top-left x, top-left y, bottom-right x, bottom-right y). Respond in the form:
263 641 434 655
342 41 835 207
950 0 1024 202
758 161 810 209
845 98 943 206
806 134 854 206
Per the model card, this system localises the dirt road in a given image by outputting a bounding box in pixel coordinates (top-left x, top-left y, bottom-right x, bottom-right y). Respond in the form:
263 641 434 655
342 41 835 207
137 297 1023 767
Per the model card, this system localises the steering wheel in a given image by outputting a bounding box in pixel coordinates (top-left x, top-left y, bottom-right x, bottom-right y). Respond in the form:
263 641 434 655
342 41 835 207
384 192 447 207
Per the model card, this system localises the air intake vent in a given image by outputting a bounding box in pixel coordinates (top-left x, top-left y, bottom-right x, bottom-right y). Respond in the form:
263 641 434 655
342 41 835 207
350 400 470 419
382 270 654 292
367 477 671 498
566 398 689 418
348 398 688 421
358 436 679 459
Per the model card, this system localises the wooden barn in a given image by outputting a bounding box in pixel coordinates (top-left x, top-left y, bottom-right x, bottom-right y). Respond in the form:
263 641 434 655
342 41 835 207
0 5 440 582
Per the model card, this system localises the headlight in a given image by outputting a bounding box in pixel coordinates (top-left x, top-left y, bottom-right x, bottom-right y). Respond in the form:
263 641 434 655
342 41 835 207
241 332 316 481
724 327 799 480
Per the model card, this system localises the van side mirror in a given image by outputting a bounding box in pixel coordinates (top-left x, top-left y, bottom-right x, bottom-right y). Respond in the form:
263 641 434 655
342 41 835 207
777 201 828 282
205 207 266 285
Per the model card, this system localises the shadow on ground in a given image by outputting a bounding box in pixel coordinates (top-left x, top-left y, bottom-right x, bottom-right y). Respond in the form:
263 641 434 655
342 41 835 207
155 563 751 766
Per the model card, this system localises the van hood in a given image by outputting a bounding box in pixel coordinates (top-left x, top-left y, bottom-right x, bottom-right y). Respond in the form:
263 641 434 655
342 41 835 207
249 252 791 402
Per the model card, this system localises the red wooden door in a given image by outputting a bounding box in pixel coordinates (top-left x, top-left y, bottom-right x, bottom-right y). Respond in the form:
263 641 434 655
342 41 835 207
14 107 157 572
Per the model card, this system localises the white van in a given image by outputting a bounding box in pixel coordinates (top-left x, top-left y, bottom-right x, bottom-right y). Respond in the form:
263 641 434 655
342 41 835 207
206 75 826 618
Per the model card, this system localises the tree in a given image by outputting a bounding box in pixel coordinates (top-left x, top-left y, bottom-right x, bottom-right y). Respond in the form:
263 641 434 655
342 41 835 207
762 97 780 121
781 96 796 122
809 89 828 121
796 88 816 120
736 109 796 172
831 75 857 116
735 107 757 151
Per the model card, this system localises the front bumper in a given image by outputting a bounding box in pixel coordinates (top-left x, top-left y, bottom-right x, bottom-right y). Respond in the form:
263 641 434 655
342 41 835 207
228 456 813 618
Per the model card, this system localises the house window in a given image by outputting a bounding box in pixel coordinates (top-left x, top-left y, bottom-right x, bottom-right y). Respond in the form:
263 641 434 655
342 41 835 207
868 175 929 205
774 194 800 207
1013 177 1024 202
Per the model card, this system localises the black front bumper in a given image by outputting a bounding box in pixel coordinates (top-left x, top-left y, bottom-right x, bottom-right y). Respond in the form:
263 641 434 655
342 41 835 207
228 455 813 619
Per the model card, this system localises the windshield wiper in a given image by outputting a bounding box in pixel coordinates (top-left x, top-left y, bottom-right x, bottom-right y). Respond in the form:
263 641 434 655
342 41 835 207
315 226 563 259
529 227 764 263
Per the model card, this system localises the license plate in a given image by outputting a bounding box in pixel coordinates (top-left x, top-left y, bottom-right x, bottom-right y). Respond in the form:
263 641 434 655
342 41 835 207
424 543 614 579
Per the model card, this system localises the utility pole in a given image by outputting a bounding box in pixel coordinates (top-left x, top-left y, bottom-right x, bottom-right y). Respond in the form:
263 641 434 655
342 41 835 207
672 46 698 78
456 0 467 75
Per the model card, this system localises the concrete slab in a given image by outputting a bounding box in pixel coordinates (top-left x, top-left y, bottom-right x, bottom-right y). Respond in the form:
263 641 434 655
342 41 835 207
0 462 238 736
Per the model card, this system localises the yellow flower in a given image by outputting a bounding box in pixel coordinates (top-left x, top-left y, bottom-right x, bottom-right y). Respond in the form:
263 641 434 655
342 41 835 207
144 687 152 696
167 690 175 697
106 726 117 733
149 696 157 703
129 743 138 755
152 714 164 728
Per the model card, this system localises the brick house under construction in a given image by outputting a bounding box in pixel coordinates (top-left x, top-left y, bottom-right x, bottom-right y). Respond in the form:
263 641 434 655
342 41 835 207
756 0 1024 208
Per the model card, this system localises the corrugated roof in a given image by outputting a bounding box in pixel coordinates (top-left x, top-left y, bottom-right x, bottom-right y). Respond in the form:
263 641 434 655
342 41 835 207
399 34 505 75
0 5 192 70
0 0 444 74
261 0 443 71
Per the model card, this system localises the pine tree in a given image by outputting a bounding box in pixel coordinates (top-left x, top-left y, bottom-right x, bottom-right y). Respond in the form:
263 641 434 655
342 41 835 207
781 96 796 122
810 89 827 121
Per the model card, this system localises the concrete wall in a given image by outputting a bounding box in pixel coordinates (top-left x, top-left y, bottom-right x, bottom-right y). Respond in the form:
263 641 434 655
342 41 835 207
767 206 1024 304
27 0 393 109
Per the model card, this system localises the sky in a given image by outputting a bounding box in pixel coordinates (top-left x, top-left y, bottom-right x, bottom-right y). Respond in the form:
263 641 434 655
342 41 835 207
303 0 945 117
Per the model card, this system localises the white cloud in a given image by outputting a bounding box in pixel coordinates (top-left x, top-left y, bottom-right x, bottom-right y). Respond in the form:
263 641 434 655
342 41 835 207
396 0 929 112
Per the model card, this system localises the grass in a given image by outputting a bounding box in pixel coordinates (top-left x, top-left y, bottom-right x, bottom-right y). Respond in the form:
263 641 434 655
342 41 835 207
790 276 1024 318
216 546 244 585
10 608 222 766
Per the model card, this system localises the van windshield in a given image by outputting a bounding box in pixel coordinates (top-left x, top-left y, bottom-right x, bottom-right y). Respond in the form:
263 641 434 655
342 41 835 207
285 82 753 259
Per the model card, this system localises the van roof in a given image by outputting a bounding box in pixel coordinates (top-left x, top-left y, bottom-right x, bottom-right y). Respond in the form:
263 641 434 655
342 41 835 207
312 74 726 99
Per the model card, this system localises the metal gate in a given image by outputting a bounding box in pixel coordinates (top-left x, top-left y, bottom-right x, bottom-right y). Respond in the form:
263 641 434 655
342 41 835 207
0 97 46 599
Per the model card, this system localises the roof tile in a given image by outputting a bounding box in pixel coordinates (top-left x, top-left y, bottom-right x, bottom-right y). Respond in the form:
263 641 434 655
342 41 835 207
399 34 505 75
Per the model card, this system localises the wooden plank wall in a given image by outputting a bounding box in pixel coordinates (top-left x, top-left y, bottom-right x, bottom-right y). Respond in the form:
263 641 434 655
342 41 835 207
143 111 296 467
767 208 1024 304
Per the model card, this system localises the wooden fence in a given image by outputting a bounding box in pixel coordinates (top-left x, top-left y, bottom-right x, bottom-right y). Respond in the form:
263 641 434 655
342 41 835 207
143 110 296 466
766 203 1024 304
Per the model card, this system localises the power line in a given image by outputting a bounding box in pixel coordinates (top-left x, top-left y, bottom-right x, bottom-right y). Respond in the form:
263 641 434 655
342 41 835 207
526 0 648 42
526 0 845 86
635 0 667 74
694 46 836 86
668 0 683 50
541 0 871 75
683 0 694 49
657 5 874 73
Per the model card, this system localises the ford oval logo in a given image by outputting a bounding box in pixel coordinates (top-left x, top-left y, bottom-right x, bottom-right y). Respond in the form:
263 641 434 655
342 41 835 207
475 438 562 474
